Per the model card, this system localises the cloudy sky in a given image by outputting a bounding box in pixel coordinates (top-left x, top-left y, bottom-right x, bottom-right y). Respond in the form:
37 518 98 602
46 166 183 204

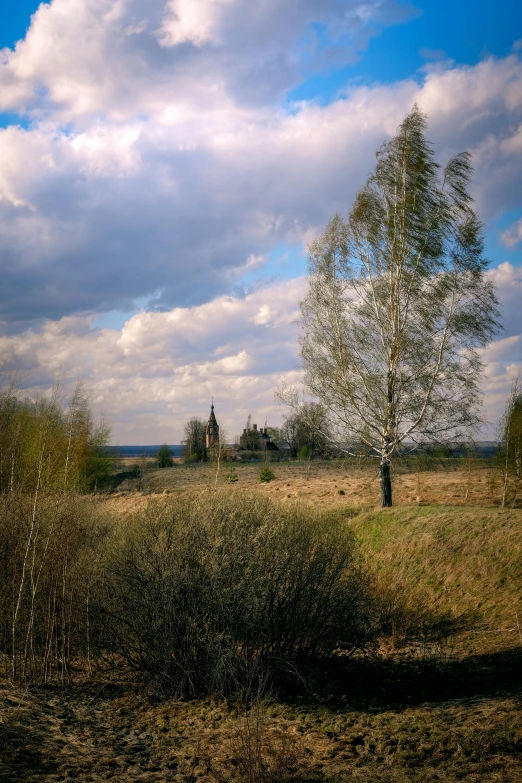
0 0 521 443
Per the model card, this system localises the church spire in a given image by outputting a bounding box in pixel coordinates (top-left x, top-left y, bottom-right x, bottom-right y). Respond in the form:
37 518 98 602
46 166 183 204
206 400 219 449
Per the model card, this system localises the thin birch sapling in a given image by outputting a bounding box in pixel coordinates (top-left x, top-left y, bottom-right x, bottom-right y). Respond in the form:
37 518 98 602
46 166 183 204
499 377 522 508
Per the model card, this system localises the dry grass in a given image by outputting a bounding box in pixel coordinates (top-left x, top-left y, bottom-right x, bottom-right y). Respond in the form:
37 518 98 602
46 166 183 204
3 468 522 782
106 462 522 657
110 459 514 510
349 505 522 656
2 673 522 782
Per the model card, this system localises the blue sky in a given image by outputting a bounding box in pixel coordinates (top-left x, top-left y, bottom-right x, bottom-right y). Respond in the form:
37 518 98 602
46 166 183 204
0 0 521 441
291 0 522 100
0 2 43 49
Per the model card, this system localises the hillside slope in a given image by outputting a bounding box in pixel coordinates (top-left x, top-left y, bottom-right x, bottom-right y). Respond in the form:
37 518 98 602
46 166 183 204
349 505 522 655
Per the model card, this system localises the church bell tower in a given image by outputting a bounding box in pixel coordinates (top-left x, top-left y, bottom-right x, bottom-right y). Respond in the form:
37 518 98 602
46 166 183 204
205 402 220 449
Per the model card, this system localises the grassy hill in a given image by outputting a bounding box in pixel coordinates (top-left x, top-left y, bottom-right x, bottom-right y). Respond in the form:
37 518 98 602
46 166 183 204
349 504 522 656
1 493 521 783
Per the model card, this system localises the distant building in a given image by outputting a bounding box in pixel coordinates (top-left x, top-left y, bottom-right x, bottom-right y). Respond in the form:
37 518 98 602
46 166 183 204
205 403 220 449
239 421 279 452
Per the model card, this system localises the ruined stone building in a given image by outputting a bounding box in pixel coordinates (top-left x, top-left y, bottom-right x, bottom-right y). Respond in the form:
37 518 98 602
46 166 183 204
239 421 279 452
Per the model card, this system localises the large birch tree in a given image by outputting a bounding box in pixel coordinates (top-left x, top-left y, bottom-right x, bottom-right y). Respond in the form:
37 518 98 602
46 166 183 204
295 107 499 506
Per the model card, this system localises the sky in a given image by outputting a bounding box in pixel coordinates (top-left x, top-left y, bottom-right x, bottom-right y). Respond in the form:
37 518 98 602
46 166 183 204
0 0 521 444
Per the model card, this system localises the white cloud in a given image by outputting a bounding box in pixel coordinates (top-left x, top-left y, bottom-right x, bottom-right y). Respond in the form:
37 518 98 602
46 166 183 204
0 0 413 121
0 277 305 442
159 0 234 47
486 261 522 338
0 1 521 442
0 53 521 325
501 218 522 248
1 264 521 443
0 5 521 327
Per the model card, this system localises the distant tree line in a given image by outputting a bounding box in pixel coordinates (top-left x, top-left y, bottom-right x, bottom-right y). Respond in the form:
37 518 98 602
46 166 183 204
275 402 332 459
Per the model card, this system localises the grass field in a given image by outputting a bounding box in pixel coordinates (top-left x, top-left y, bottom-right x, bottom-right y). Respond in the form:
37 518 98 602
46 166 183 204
2 461 521 782
111 457 516 509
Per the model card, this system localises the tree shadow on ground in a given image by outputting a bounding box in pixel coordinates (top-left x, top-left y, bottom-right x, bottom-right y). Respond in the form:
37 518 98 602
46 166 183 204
109 468 138 489
281 647 522 711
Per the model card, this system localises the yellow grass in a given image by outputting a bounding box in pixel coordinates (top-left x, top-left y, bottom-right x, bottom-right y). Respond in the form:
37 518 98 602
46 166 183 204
110 459 513 509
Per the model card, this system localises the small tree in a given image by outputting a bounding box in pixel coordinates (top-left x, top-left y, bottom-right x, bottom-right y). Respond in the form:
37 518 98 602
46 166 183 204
284 107 499 506
156 444 174 468
499 378 522 507
224 466 238 484
131 453 148 491
182 417 206 461
259 466 275 483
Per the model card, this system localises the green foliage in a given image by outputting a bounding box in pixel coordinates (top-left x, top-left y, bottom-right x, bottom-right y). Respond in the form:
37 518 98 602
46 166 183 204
428 445 455 459
259 466 275 483
130 457 149 491
156 443 174 468
224 466 238 483
98 491 374 697
182 417 207 462
130 463 141 478
0 380 112 495
299 445 310 461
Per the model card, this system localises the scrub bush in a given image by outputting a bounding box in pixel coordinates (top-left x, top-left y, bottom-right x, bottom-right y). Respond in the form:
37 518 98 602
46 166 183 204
98 491 374 696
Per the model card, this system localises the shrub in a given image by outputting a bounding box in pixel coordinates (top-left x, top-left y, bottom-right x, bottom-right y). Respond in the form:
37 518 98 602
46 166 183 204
225 466 238 484
299 445 310 461
156 444 174 468
0 492 111 682
185 452 202 463
98 491 374 697
259 467 275 483
130 460 147 490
